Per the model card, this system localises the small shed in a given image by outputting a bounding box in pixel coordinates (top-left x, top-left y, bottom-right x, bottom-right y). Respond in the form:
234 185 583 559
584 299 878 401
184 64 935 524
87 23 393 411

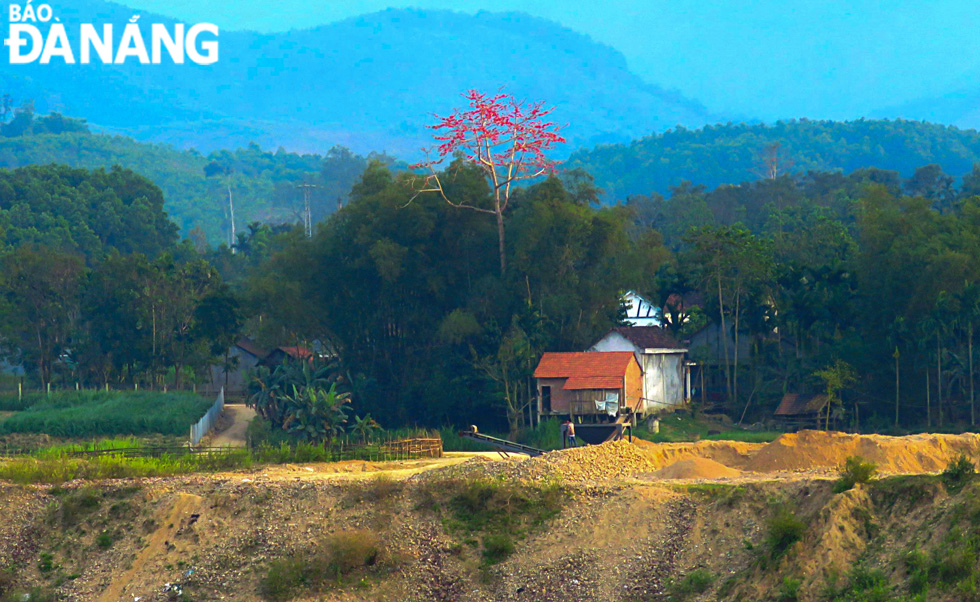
208 338 268 395
774 393 830 429
590 326 689 414
533 352 642 420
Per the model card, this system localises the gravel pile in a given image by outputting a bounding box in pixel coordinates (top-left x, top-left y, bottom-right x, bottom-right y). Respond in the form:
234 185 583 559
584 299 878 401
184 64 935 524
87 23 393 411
432 440 657 484
0 484 45 568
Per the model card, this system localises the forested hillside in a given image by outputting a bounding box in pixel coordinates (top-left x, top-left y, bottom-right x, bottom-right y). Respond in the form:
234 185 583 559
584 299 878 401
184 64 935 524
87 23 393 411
0 3 712 154
568 119 980 200
0 109 380 243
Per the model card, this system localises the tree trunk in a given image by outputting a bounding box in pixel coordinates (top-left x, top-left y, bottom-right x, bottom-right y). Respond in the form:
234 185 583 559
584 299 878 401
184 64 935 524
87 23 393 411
496 209 506 275
970 322 975 426
716 273 732 403
937 332 943 427
228 182 236 253
733 287 741 408
894 350 900 428
926 369 931 428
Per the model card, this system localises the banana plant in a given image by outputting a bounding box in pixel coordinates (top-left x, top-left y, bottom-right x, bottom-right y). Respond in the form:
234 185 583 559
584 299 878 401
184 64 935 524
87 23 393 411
280 383 350 443
247 356 349 432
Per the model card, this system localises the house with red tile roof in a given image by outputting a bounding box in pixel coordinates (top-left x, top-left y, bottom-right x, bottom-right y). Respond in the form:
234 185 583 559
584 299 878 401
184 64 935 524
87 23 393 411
259 345 314 367
533 351 642 420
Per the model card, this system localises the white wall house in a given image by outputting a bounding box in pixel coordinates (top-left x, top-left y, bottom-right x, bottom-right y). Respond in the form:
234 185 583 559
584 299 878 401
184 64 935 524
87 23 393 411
590 326 689 414
622 290 662 327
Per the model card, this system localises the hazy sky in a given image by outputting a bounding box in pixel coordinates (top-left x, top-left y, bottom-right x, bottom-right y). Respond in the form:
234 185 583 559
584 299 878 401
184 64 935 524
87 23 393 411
122 0 980 121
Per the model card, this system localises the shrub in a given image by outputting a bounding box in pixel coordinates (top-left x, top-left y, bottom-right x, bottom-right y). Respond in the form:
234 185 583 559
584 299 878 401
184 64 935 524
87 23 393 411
481 534 515 565
260 557 310 602
96 531 114 549
260 530 385 601
669 568 714 599
766 507 805 560
942 455 977 487
323 530 380 577
57 487 102 527
834 456 877 493
778 576 801 602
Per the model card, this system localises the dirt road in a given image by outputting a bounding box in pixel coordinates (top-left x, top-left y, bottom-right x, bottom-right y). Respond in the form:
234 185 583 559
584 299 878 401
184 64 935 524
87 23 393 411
208 404 256 447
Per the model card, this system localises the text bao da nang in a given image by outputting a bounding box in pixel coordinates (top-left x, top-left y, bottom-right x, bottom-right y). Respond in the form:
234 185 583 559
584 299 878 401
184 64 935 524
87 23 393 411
5 4 219 65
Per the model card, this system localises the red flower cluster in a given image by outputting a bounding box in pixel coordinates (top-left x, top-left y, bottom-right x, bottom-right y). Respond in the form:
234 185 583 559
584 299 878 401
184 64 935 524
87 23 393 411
412 90 566 177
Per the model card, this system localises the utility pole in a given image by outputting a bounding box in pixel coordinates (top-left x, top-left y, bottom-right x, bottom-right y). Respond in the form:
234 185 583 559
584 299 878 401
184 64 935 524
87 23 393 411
227 180 236 253
297 183 317 238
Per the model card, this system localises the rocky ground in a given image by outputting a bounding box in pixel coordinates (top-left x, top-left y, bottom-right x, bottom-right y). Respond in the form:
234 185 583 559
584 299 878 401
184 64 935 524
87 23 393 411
1 432 979 601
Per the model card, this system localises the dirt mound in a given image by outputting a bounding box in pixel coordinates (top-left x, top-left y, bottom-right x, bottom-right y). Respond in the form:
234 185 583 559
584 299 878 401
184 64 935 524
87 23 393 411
633 438 763 470
745 430 980 473
653 457 742 480
798 486 874 583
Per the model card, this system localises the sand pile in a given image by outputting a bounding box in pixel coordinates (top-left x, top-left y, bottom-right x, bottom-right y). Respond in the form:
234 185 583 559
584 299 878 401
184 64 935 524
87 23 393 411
633 438 762 470
653 457 742 480
745 430 980 474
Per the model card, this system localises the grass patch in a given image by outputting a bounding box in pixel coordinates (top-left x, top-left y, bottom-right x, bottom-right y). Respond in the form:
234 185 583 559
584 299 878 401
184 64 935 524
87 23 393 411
51 486 102 527
0 391 45 412
680 483 746 505
0 448 253 484
669 568 714 599
260 530 395 601
95 530 114 549
834 456 878 493
481 533 515 565
765 506 805 562
417 476 565 566
825 565 892 601
778 576 802 602
0 391 213 438
899 523 980 599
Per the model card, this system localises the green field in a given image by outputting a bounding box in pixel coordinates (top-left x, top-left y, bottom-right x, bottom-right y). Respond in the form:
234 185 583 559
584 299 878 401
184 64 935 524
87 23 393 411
0 391 213 438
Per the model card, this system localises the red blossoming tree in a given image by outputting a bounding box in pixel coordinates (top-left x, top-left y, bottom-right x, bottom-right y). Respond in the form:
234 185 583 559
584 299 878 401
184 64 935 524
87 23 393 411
412 90 565 274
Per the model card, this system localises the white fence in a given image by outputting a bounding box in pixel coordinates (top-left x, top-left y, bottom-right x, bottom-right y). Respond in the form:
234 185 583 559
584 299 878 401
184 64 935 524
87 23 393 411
190 387 224 445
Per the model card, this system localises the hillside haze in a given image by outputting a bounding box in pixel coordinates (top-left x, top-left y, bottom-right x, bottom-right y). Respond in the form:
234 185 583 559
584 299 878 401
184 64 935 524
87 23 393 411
0 2 714 155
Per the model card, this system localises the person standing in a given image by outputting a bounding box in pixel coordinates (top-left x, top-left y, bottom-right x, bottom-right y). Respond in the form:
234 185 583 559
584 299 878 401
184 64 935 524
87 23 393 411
566 420 577 447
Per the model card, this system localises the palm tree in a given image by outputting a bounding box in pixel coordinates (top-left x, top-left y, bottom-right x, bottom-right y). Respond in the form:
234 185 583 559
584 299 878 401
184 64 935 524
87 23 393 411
957 283 980 426
887 317 907 427
351 414 382 444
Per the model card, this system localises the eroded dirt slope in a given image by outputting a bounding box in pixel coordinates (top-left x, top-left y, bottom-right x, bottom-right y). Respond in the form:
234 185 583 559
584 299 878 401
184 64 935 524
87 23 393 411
1 432 979 601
